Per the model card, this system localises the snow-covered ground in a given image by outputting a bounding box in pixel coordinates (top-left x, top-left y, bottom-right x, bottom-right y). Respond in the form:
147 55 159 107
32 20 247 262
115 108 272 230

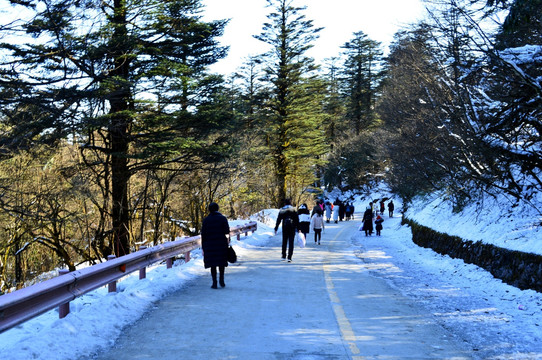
404 191 542 255
1 194 541 359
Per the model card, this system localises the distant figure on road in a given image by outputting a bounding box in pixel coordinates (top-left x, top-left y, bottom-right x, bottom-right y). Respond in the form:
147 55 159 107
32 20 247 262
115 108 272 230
324 199 332 223
345 202 353 220
360 206 374 236
332 200 340 224
311 199 324 216
388 200 395 218
310 211 325 245
338 200 346 221
274 199 300 263
201 202 230 289
375 215 384 236
298 203 311 240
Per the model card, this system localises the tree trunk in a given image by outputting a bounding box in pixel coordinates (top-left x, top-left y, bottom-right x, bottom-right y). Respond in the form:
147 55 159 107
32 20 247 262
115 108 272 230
110 114 131 257
109 0 132 257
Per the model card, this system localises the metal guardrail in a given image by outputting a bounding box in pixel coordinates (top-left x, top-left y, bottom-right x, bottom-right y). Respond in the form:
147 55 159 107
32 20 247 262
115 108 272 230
0 221 257 334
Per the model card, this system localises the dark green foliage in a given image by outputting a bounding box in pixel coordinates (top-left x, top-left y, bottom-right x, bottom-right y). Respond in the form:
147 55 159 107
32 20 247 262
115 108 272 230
0 0 233 256
340 31 384 136
254 0 327 206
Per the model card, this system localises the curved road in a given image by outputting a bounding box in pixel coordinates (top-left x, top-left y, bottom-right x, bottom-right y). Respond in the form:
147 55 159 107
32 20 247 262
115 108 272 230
89 215 471 360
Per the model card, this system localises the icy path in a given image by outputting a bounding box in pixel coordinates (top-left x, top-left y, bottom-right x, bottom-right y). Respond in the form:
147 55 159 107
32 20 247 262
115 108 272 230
87 218 471 360
355 216 542 360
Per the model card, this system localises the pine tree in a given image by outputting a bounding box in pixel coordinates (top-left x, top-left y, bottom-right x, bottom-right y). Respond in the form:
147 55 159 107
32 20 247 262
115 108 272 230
340 31 383 136
254 0 327 206
0 0 231 256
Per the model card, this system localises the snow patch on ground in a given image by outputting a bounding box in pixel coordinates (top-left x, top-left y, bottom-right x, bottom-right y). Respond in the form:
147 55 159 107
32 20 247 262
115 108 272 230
405 191 542 255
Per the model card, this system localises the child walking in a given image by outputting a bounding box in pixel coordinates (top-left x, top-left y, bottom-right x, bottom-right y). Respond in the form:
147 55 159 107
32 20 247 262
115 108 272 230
375 215 384 236
310 210 325 245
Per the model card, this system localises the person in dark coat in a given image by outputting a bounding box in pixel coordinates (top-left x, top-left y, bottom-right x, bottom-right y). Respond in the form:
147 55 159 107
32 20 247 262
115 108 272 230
388 200 395 217
201 202 230 289
274 199 299 262
338 200 346 221
361 206 374 236
311 199 324 217
375 215 384 236
345 202 353 220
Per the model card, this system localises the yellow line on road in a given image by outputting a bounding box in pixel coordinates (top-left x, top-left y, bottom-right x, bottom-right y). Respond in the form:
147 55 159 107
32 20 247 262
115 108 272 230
323 225 366 360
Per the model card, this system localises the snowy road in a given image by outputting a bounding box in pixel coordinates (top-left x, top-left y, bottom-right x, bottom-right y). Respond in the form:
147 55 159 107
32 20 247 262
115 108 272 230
86 217 472 360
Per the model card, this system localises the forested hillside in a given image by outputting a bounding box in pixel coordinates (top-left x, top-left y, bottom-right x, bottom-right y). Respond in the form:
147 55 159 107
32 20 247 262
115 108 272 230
0 0 540 293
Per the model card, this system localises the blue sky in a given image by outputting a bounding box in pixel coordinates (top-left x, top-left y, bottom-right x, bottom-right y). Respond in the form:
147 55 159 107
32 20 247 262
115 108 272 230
201 0 427 74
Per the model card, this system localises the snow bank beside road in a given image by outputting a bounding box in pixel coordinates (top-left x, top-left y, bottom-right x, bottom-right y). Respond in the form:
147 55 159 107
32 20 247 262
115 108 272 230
405 192 542 255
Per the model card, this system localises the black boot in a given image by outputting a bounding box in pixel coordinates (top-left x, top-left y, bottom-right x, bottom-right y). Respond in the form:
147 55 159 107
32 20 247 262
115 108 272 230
211 267 218 289
219 266 225 288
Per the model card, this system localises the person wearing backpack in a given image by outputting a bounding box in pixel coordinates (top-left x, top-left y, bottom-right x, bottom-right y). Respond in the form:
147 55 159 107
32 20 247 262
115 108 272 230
274 199 300 262
310 211 325 245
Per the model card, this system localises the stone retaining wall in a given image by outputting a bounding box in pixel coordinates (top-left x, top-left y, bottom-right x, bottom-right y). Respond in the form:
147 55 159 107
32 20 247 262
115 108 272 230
402 217 542 293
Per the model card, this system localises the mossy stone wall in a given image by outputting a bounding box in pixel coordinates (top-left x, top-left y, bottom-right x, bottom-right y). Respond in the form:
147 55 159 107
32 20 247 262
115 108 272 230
402 218 542 293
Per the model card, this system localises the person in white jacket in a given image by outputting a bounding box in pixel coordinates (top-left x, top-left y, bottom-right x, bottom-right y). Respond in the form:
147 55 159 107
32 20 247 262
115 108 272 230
332 201 340 224
310 211 325 245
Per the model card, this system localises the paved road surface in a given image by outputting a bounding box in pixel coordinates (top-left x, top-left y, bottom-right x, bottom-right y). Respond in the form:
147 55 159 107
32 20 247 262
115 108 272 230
88 216 472 359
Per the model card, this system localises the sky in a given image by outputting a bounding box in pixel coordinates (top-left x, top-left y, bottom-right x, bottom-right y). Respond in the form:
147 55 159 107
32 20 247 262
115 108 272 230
201 0 427 75
1 188 541 359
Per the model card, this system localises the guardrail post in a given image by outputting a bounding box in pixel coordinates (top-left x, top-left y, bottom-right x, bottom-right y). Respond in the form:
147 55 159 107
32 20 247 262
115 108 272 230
107 255 117 293
139 246 147 280
237 233 241 241
58 269 70 319
184 251 191 263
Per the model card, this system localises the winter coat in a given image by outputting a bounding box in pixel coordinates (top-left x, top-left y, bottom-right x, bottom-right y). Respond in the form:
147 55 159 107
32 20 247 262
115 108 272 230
310 213 325 230
332 203 339 221
338 201 346 219
361 208 373 231
298 206 311 234
375 216 384 231
388 201 395 211
274 205 299 235
201 211 230 269
324 202 332 219
311 204 323 216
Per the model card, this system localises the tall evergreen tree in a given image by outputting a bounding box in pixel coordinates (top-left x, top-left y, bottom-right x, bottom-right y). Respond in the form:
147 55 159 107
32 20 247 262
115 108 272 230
254 0 327 206
0 0 231 256
340 31 383 136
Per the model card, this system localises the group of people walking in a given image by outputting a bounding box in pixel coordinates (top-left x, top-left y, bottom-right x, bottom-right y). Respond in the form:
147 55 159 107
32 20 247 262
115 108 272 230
323 199 355 223
274 199 326 262
360 199 394 236
274 197 395 263
200 197 396 288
